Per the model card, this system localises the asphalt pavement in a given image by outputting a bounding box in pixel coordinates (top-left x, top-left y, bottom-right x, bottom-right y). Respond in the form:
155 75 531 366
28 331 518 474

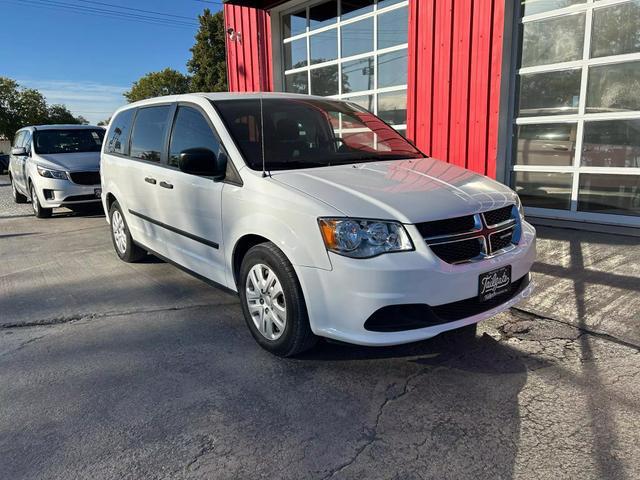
1 174 639 480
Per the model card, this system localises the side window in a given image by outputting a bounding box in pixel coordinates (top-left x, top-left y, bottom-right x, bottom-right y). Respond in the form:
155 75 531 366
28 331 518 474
168 106 222 168
105 109 135 155
129 106 171 162
13 132 25 148
23 132 32 153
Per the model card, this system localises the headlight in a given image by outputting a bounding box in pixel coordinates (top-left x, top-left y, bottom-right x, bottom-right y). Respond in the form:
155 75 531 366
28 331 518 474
515 194 525 219
318 218 414 258
37 165 67 180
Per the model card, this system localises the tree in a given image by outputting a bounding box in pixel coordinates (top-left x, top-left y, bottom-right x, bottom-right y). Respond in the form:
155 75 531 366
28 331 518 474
124 68 191 103
97 118 111 126
47 104 81 124
188 9 227 92
75 115 89 125
0 77 20 142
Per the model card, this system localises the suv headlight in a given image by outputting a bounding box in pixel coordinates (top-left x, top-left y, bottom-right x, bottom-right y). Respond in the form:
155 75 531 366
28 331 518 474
37 165 67 180
318 218 414 258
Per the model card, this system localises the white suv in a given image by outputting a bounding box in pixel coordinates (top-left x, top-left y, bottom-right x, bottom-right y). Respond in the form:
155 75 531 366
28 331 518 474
9 125 105 217
101 93 536 356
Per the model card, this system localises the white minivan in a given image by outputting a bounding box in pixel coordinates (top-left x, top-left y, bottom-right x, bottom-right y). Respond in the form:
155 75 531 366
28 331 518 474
101 93 536 356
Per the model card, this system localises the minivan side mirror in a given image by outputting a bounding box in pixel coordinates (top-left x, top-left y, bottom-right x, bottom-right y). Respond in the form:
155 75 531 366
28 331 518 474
179 148 226 179
11 147 27 156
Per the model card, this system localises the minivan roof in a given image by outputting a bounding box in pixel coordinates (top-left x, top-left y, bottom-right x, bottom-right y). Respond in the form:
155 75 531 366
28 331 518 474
110 92 344 116
18 124 105 132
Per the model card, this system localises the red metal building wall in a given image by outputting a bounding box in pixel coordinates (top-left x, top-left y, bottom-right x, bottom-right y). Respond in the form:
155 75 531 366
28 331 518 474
406 0 505 178
224 1 506 178
224 4 273 92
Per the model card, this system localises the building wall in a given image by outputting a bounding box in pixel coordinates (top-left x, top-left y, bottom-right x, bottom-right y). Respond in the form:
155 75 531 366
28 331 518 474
223 0 506 178
224 4 274 92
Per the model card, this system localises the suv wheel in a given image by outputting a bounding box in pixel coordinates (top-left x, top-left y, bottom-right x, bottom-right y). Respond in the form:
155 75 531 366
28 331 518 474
30 183 52 218
239 242 317 357
109 201 146 262
11 176 27 204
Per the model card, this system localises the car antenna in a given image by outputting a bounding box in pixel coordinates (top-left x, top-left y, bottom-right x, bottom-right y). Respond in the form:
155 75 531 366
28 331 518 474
259 95 268 178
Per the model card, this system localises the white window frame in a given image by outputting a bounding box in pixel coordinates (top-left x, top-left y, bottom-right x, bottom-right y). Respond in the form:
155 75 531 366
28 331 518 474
271 0 409 132
513 0 640 227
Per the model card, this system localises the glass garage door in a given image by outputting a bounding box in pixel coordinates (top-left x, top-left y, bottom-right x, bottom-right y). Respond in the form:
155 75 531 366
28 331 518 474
279 0 409 135
513 0 640 227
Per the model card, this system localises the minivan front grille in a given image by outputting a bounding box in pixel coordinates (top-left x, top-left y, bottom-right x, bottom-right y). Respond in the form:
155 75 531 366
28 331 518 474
418 205 519 264
69 171 100 185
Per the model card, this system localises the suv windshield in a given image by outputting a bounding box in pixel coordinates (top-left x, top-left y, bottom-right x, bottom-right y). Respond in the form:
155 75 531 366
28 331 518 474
212 98 423 171
34 129 105 155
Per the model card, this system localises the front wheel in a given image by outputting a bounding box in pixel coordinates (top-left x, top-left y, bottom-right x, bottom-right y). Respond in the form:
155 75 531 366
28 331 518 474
239 242 317 357
30 183 52 218
109 201 146 262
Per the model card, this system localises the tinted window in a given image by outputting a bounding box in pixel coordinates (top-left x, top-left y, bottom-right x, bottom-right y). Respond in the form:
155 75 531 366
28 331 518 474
169 106 222 169
34 129 103 154
130 106 171 162
106 109 135 155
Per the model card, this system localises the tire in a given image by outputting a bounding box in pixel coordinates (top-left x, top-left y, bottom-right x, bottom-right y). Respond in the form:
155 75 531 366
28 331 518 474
109 201 146 262
239 242 317 357
10 176 27 204
30 183 52 218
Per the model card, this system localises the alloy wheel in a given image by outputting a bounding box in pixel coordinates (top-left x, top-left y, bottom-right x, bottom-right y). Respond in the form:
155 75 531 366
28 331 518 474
111 210 128 254
245 264 287 340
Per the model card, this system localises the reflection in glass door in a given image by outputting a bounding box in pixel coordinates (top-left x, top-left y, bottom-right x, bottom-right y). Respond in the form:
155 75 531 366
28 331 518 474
513 0 640 226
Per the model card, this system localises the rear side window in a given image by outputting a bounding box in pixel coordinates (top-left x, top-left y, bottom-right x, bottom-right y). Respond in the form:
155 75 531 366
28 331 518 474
130 106 171 162
168 106 222 168
106 109 135 155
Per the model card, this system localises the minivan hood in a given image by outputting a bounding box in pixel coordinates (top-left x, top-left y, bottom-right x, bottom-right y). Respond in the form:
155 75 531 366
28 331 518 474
35 152 100 172
271 158 518 224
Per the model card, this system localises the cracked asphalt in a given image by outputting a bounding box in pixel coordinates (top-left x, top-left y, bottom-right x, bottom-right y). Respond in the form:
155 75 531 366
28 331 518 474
1 174 639 479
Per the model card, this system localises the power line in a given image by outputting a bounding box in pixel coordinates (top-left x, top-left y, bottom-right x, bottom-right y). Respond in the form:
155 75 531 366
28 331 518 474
73 0 198 21
6 0 198 29
192 0 223 5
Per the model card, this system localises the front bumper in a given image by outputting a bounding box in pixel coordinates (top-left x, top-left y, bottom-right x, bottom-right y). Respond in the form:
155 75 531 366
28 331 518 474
33 176 101 208
297 221 536 346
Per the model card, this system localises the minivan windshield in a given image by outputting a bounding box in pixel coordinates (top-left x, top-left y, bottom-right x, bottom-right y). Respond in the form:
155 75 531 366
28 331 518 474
34 129 105 155
212 98 423 171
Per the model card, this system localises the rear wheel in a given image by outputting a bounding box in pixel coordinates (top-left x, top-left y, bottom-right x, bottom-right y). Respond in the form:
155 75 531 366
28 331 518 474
239 242 317 357
109 201 146 262
30 183 52 218
11 176 27 204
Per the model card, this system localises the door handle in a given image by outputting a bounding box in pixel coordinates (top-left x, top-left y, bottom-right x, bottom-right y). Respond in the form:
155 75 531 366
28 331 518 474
145 177 157 185
159 181 173 189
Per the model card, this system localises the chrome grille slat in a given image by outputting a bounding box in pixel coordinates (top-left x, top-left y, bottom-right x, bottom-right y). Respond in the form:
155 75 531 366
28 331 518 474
418 205 520 264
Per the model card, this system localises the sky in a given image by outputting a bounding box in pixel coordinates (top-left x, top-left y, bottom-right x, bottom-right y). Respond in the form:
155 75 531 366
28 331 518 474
0 0 222 124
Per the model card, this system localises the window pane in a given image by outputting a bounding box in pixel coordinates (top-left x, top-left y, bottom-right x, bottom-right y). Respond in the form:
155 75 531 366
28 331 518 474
342 57 374 93
378 0 404 8
378 90 407 125
130 106 171 162
310 1 337 30
521 13 585 67
285 72 309 94
591 1 640 58
169 107 220 170
515 123 576 166
345 94 374 112
310 65 339 96
378 50 408 88
284 38 307 70
341 18 373 58
106 109 134 155
521 0 584 16
587 61 640 113
518 69 581 116
578 174 640 216
310 29 338 64
283 9 306 37
582 119 640 168
341 0 373 20
378 6 408 49
513 171 573 210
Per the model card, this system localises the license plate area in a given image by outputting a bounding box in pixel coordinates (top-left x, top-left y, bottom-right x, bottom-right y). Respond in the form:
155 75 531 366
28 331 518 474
94 188 102 198
478 265 512 302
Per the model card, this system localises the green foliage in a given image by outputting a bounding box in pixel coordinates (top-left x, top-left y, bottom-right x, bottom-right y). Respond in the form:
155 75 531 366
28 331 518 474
0 77 87 142
123 68 191 103
187 9 227 93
